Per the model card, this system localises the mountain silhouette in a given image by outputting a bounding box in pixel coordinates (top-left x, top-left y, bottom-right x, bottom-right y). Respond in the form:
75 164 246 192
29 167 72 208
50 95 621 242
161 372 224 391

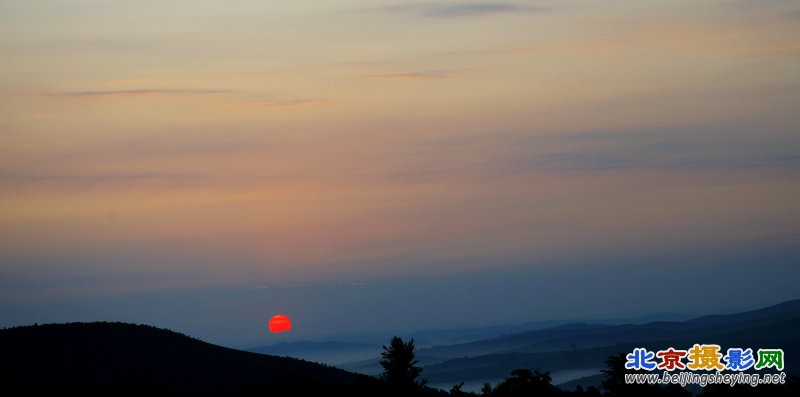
0 322 383 396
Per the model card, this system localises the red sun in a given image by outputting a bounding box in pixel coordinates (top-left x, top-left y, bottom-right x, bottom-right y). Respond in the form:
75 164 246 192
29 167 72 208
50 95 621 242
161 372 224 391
268 314 292 333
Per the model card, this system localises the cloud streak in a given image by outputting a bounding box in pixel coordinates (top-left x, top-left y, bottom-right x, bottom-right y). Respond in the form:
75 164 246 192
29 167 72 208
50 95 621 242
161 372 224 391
48 88 230 98
0 172 199 189
365 71 451 81
421 3 532 17
245 98 331 108
47 89 329 109
380 2 541 18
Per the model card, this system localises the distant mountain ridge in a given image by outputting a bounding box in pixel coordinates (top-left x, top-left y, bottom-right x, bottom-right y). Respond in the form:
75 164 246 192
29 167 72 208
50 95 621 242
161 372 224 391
421 298 800 358
242 312 696 367
248 340 381 365
415 299 800 386
322 299 800 389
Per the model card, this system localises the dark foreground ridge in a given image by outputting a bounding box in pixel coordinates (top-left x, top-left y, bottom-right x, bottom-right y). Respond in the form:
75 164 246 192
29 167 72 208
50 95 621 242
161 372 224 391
0 322 387 396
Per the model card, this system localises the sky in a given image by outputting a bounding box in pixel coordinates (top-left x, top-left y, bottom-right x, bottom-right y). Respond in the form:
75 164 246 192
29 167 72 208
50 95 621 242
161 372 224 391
1 0 799 347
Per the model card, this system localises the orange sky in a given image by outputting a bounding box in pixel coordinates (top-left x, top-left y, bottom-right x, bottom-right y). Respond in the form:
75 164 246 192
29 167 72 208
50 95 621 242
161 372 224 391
1 1 799 342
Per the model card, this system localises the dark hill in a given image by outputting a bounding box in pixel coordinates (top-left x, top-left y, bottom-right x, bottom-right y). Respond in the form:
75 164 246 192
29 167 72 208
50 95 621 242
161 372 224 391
0 322 383 396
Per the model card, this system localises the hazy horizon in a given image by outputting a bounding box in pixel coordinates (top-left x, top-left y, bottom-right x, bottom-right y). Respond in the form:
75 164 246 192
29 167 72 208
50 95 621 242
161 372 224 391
2 1 799 349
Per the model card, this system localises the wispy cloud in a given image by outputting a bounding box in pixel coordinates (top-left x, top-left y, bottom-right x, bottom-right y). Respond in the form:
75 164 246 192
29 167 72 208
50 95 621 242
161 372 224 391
494 128 800 175
48 88 230 98
422 3 533 17
47 89 331 109
714 0 797 9
0 172 196 185
246 98 331 108
379 2 543 18
365 71 451 81
502 39 632 55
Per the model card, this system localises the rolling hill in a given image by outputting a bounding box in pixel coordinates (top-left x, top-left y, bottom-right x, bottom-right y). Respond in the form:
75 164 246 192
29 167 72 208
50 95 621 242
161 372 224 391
0 322 384 396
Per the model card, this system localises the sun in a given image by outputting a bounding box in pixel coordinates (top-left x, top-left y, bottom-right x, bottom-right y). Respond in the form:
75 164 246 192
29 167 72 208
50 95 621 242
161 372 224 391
268 314 292 333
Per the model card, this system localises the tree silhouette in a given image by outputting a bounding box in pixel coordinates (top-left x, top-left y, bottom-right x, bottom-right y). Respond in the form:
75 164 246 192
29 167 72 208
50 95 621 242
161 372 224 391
450 381 476 396
380 336 425 393
601 353 690 397
489 368 563 396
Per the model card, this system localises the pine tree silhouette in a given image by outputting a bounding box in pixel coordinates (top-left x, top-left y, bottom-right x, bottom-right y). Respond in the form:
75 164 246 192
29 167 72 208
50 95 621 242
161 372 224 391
380 336 425 394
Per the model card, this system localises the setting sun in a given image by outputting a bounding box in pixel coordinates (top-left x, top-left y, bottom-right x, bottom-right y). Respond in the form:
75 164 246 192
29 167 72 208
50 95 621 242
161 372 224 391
268 314 292 333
